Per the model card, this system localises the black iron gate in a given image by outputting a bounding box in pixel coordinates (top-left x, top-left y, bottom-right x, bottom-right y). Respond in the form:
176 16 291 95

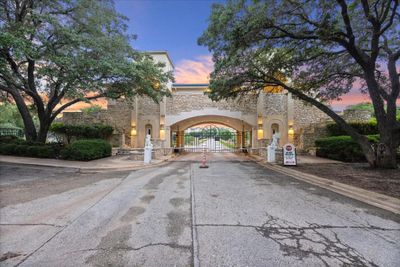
183 125 238 152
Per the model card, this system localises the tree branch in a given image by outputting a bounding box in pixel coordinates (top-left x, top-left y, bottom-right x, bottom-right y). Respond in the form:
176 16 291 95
50 93 107 121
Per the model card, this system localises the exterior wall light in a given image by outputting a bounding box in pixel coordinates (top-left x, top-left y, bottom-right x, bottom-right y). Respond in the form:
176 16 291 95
160 115 165 140
159 125 165 140
257 116 264 139
257 129 264 139
131 126 137 136
288 125 294 135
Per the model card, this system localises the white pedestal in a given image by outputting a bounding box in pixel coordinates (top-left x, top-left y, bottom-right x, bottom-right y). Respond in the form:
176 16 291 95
144 147 152 164
267 145 276 163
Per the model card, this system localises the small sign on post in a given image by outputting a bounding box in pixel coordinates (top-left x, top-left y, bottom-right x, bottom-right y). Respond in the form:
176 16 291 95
283 143 297 166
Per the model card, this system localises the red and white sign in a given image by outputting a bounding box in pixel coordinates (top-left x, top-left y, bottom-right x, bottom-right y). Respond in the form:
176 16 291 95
283 143 297 166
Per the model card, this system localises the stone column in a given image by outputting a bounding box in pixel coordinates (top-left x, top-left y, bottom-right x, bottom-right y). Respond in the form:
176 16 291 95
177 131 185 148
251 127 257 148
236 131 242 149
165 126 171 148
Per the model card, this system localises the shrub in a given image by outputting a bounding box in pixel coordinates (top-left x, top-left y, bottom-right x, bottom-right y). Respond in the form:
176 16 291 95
315 135 379 162
14 145 29 156
50 122 113 143
0 142 58 158
326 122 378 136
0 135 20 143
0 143 17 155
61 139 111 161
36 146 57 158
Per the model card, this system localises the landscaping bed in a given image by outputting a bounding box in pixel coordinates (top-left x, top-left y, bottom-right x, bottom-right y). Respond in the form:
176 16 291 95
295 163 400 198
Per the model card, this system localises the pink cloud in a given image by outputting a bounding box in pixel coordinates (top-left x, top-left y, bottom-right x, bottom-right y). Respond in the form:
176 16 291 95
174 55 213 83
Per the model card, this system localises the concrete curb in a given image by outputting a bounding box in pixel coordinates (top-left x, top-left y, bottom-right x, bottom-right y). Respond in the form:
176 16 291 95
0 156 171 173
252 158 400 215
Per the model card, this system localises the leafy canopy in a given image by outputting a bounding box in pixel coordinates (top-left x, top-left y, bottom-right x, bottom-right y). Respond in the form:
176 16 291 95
0 0 173 120
198 0 398 103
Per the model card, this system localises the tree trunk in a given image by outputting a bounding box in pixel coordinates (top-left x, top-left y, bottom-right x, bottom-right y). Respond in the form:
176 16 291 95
363 69 398 168
10 90 37 141
375 131 398 169
37 115 52 144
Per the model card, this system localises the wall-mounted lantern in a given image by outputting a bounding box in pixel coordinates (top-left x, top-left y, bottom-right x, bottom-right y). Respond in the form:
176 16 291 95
257 116 264 139
130 126 137 136
131 121 137 136
288 125 294 135
160 115 165 140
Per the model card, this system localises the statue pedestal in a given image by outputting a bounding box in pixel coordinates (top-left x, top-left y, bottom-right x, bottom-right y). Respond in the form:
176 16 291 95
144 147 152 164
267 145 276 163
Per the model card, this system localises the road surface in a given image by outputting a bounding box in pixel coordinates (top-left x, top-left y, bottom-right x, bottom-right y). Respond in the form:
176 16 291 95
0 153 399 266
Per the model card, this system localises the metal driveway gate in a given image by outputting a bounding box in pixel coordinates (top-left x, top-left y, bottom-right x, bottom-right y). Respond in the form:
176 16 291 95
183 125 238 152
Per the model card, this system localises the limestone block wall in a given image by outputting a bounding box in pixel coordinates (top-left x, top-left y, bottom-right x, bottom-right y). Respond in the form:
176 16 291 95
262 93 288 115
342 110 372 122
292 99 331 131
62 98 134 147
261 93 289 144
166 94 257 115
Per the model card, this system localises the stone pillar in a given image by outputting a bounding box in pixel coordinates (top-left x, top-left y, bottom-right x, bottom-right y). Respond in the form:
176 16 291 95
165 126 171 148
242 131 246 148
177 131 184 148
236 131 242 149
251 127 257 148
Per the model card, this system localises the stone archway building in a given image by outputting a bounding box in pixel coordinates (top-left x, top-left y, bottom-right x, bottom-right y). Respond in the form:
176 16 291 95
62 51 340 151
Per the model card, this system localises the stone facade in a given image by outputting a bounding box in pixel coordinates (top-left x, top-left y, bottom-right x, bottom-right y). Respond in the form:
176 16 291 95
166 94 257 115
60 51 372 153
342 109 372 122
292 100 331 130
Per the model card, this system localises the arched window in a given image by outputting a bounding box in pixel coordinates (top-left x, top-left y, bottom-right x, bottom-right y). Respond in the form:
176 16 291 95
271 123 279 134
145 124 152 137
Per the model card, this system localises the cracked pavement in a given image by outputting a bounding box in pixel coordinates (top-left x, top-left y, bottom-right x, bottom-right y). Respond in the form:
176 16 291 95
0 153 399 266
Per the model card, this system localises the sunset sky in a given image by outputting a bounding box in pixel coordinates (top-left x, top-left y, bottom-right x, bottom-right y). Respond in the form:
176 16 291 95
70 0 395 112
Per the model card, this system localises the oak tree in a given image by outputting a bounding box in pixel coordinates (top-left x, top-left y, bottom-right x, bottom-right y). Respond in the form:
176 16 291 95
199 0 400 168
0 0 173 143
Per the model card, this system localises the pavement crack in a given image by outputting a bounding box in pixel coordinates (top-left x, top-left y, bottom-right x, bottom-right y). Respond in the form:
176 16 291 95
195 223 400 231
255 214 380 267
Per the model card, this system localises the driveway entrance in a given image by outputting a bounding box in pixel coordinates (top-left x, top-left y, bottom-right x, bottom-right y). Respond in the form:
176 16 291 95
1 156 399 266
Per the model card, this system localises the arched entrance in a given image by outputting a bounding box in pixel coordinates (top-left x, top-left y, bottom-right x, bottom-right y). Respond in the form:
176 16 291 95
169 115 254 152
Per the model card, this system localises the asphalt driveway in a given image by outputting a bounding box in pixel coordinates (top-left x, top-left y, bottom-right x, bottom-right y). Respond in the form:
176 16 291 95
0 153 399 266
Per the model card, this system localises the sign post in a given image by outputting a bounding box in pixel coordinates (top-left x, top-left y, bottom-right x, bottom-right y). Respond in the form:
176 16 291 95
283 143 297 166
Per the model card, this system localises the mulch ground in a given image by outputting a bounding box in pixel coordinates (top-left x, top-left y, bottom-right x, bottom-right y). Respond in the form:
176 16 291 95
294 163 400 199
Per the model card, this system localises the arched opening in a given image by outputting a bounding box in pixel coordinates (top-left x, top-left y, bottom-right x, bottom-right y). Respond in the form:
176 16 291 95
145 124 152 137
169 115 254 152
271 123 280 134
182 123 238 152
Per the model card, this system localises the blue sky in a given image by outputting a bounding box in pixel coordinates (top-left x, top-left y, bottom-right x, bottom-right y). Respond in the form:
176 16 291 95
115 0 222 64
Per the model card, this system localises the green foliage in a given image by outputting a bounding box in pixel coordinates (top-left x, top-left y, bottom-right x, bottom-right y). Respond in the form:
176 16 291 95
61 139 111 161
0 0 173 142
346 103 374 113
50 122 113 142
315 135 379 162
326 122 378 136
81 105 103 115
0 142 59 158
0 103 24 129
198 0 400 168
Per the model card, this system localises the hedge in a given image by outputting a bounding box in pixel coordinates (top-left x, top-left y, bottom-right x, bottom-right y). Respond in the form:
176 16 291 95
61 139 111 161
0 142 60 158
50 122 113 143
315 135 379 162
326 122 378 136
